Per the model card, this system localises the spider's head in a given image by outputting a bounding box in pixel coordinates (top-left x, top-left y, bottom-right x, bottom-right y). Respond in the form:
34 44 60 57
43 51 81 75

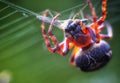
65 20 87 38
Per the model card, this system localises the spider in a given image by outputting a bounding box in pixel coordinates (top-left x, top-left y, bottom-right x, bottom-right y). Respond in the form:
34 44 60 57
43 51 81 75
40 0 113 72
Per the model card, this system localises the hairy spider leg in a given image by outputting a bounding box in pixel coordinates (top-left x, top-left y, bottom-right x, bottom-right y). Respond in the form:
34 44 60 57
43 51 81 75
87 0 99 42
57 38 74 55
41 10 59 52
97 0 107 25
41 10 74 55
88 0 107 28
87 0 107 42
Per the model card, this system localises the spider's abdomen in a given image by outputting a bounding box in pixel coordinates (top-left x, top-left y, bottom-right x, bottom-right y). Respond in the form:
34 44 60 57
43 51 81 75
75 40 112 72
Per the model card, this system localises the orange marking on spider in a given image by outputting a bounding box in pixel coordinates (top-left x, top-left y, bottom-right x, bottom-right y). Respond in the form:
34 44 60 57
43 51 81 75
40 0 113 72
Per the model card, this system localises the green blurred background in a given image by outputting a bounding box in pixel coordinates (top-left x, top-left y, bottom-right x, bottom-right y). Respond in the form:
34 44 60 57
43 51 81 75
0 0 120 83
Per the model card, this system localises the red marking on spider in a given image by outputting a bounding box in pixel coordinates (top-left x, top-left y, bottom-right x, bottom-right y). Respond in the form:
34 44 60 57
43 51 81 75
40 0 113 72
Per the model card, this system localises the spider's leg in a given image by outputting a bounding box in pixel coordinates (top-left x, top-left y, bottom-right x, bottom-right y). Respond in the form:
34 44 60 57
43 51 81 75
87 0 97 22
41 11 59 52
87 27 98 43
97 0 107 26
87 0 102 42
70 47 80 66
89 0 107 28
57 38 74 55
41 10 72 55
47 13 60 50
42 10 60 46
88 0 107 42
100 22 113 39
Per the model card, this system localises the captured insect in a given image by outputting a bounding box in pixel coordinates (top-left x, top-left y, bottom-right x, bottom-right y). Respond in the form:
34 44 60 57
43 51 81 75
1 0 113 72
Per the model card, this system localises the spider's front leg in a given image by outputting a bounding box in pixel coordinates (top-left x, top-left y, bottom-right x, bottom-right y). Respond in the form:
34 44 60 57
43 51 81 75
41 10 57 53
41 10 73 55
41 10 59 52
57 38 74 55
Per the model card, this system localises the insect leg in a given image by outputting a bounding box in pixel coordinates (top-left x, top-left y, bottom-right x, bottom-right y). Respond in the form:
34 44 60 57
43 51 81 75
87 0 97 22
100 22 113 39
